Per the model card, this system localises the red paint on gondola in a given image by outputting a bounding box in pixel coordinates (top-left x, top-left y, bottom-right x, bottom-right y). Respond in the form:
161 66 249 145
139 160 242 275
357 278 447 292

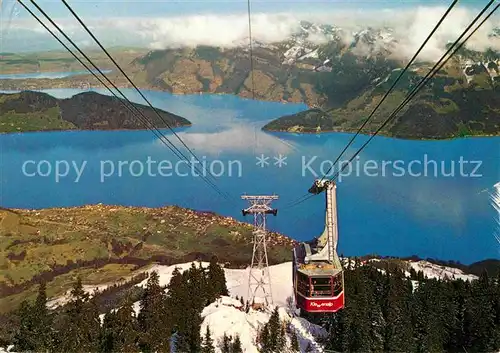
296 291 345 313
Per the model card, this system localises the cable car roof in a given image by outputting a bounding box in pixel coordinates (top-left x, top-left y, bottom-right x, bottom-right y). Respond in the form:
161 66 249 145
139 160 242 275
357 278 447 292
297 262 342 277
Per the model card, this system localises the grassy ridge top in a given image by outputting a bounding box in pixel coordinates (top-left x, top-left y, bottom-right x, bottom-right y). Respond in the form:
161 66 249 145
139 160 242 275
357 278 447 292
0 205 294 312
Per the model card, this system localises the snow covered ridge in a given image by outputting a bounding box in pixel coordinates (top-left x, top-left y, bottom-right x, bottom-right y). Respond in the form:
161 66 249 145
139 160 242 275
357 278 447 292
47 259 479 309
350 258 478 282
408 261 477 281
255 20 500 65
45 262 329 353
6 259 484 353
201 298 328 353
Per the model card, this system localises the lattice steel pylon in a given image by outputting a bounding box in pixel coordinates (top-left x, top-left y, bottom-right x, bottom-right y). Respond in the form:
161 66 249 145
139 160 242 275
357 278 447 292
241 195 278 307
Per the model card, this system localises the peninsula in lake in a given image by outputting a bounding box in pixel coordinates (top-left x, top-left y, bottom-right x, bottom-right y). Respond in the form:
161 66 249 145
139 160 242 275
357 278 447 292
0 90 191 133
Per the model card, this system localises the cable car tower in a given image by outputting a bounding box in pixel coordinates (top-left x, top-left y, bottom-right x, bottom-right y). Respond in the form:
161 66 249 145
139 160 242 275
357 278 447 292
241 195 278 308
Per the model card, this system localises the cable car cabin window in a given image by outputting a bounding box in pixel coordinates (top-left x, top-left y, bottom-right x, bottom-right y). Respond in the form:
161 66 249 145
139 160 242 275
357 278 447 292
297 272 310 295
311 277 333 297
332 274 343 296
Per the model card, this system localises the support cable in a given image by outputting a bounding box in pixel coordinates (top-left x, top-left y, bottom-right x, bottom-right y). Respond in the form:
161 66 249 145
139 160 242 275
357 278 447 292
60 0 223 187
284 0 497 209
318 0 459 183
329 0 498 183
19 0 231 200
247 0 256 100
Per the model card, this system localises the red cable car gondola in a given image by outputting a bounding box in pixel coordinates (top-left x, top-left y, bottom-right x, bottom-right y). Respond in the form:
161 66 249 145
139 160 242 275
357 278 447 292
292 179 345 313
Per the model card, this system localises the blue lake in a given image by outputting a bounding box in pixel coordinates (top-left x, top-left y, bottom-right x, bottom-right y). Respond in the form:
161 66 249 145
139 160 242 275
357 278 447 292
0 69 112 80
1 87 499 264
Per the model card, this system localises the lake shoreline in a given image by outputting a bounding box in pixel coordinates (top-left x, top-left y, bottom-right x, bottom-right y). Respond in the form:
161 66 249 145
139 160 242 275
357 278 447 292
263 126 500 141
0 125 192 135
1 86 498 140
2 80 499 140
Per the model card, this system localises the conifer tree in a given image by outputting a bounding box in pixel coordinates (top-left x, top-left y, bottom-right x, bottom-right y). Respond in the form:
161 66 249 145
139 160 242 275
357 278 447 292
349 269 375 352
290 329 300 352
83 296 102 351
113 297 139 352
259 323 272 353
327 304 351 351
383 270 414 352
259 307 282 352
165 267 185 329
493 271 500 349
231 334 243 353
186 310 203 352
207 255 229 301
170 264 205 352
138 271 170 352
188 262 206 311
13 282 54 352
184 265 205 351
466 270 496 351
57 278 101 352
99 310 117 353
198 261 211 307
277 322 286 351
221 332 231 353
32 282 54 350
201 325 215 353
268 307 282 350
12 300 35 352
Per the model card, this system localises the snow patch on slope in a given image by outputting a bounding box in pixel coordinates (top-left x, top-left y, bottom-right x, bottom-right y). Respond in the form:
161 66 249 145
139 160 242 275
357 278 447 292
12 258 486 353
201 299 268 353
48 258 479 309
409 261 477 281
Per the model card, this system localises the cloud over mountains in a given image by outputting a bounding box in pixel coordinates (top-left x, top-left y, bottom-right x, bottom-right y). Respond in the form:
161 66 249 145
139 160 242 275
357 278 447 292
1 4 499 61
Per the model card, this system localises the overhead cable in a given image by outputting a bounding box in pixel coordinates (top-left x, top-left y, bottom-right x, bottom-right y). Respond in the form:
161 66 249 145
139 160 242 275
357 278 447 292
19 0 231 200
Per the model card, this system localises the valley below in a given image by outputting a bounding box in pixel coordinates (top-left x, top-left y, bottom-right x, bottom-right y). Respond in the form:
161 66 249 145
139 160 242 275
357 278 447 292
0 205 293 313
0 202 497 315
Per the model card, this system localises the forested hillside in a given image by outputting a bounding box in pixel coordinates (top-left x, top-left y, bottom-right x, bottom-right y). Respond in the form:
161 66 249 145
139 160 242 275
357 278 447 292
3 258 499 352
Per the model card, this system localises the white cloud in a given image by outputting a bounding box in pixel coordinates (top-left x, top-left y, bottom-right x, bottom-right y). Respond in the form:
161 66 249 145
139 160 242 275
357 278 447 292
134 13 302 49
389 6 500 61
2 5 499 59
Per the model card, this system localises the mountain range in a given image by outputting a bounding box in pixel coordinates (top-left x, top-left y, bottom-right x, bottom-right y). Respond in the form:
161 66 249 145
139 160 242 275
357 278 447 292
0 21 499 138
128 21 500 139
